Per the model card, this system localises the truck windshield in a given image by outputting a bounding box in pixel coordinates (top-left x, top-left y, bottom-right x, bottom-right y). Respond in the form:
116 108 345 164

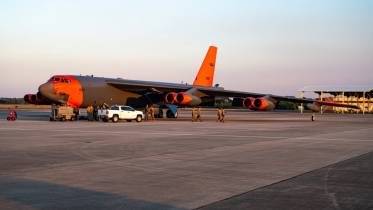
110 106 119 110
122 106 134 111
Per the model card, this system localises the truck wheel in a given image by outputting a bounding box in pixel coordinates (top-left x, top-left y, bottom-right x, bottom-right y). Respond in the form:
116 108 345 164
112 115 119 123
136 115 142 122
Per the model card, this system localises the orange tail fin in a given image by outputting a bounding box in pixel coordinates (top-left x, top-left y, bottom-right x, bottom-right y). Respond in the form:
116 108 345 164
193 46 217 87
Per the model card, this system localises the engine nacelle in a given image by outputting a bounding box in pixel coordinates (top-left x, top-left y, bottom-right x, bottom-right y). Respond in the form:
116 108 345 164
24 94 41 104
165 92 177 104
242 97 254 109
252 97 275 111
24 94 35 104
306 103 321 112
24 92 49 105
176 92 202 106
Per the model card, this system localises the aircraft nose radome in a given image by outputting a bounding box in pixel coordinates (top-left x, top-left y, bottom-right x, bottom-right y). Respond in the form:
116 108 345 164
38 83 55 98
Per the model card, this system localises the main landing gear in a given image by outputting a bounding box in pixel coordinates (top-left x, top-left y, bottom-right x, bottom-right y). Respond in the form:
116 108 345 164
166 109 178 118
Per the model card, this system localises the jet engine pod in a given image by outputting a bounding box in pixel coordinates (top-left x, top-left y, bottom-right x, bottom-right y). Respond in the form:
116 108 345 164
242 97 254 109
24 92 51 105
253 97 275 111
165 92 177 104
176 92 202 106
24 94 35 104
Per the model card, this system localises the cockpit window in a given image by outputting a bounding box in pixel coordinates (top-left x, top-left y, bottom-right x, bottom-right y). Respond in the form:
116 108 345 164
61 78 70 83
49 77 71 83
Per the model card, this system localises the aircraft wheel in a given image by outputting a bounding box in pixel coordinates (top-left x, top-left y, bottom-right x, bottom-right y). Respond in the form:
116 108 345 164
136 115 142 122
112 115 119 123
166 110 178 118
157 109 163 118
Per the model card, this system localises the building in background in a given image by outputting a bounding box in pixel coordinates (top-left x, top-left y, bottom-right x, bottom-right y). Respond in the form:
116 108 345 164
299 86 373 114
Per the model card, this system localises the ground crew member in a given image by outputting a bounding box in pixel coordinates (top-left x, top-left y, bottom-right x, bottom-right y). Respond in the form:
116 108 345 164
220 108 225 122
93 104 99 121
195 107 202 122
217 108 225 122
87 105 94 121
144 104 149 121
191 107 196 122
311 112 315 121
149 105 155 121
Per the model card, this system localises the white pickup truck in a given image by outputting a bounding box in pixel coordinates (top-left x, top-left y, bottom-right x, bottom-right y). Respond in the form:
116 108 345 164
100 105 144 123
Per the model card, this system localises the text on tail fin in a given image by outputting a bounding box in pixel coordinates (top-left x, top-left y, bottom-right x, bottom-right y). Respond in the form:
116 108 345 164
193 46 218 87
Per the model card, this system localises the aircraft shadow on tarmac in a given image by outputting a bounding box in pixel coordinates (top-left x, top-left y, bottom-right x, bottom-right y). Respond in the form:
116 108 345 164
0 176 186 210
196 151 373 210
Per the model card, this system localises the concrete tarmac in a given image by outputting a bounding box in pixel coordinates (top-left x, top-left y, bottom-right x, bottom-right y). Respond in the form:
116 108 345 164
0 110 372 210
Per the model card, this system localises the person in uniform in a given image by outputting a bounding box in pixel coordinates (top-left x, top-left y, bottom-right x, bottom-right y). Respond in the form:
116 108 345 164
217 108 222 122
87 105 94 121
196 107 202 122
191 107 196 122
311 112 315 121
93 104 99 121
220 108 225 123
149 105 155 121
144 104 149 121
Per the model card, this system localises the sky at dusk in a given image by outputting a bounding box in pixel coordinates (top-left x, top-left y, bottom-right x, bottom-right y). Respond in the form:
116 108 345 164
0 0 372 97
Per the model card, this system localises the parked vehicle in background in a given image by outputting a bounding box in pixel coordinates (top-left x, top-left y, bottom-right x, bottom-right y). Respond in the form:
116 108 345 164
100 105 144 123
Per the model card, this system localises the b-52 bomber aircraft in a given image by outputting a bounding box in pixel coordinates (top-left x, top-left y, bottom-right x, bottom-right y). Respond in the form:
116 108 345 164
24 46 358 118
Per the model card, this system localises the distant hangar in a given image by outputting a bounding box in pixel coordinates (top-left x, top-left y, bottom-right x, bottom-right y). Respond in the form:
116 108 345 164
299 85 373 114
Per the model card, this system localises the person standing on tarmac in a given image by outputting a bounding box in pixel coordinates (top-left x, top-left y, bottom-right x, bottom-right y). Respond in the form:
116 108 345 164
87 105 94 121
311 112 316 121
219 108 225 123
93 104 99 121
149 105 155 121
144 104 149 121
191 107 196 122
195 107 202 122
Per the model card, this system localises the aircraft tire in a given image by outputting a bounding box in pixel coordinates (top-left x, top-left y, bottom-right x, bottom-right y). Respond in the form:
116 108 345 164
157 109 163 118
166 110 178 118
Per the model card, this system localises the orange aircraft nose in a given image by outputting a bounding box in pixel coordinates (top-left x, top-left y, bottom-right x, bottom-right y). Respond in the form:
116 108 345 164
39 82 67 104
39 83 54 96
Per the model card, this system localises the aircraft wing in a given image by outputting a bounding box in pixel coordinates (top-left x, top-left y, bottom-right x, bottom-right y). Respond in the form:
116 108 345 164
106 79 359 109
106 79 191 94
195 87 359 109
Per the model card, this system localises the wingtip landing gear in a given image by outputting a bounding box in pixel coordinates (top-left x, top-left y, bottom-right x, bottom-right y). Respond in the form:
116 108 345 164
311 112 316 121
